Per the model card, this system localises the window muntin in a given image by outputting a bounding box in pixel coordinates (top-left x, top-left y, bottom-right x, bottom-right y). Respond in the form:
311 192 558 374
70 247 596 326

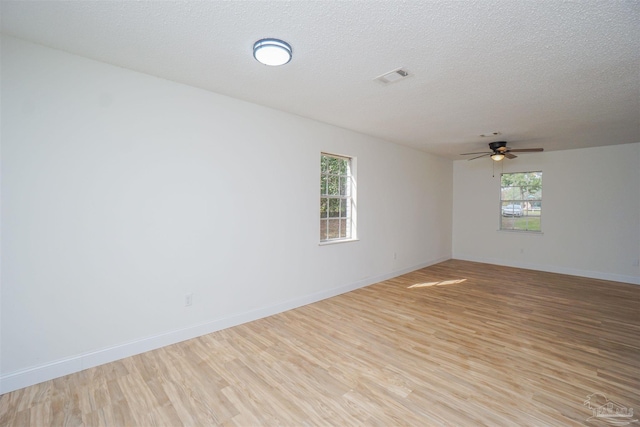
500 171 542 232
320 153 356 242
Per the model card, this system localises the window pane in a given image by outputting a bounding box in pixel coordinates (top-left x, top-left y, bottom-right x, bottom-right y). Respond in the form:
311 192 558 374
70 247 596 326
328 198 341 217
320 198 328 218
326 176 339 195
342 218 351 239
328 157 341 174
339 158 348 174
321 155 327 173
530 188 542 199
340 177 349 196
326 219 341 239
340 198 348 217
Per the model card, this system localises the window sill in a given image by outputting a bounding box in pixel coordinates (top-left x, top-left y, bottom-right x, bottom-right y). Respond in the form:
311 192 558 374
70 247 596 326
497 229 544 235
319 238 360 246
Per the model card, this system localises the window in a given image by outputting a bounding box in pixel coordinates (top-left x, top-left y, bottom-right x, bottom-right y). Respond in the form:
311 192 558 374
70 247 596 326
320 153 356 242
500 171 542 232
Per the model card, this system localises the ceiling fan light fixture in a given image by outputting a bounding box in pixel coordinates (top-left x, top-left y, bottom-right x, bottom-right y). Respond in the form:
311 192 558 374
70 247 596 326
491 153 505 161
253 38 292 66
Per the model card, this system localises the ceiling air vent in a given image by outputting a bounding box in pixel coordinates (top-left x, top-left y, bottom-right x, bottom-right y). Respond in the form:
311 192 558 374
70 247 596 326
374 67 411 85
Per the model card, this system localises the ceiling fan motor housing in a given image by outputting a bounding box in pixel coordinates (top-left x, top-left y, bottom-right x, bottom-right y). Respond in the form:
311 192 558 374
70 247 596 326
489 141 508 152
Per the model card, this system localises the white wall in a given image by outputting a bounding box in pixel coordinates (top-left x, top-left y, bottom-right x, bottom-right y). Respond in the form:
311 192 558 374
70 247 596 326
0 37 453 392
453 143 640 284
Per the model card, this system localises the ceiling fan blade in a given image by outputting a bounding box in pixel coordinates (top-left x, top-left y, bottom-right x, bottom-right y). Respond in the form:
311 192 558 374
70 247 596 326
468 153 491 161
460 151 491 155
508 148 544 152
504 152 517 159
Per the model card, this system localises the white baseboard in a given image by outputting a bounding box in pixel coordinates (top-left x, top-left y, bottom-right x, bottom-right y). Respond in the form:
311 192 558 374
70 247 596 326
0 256 448 395
453 254 640 286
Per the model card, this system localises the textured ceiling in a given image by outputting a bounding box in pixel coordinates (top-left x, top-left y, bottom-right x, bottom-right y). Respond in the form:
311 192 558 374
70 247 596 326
2 1 639 158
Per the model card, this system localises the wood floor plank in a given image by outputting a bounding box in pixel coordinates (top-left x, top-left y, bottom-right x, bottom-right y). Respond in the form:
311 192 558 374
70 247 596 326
2 260 639 426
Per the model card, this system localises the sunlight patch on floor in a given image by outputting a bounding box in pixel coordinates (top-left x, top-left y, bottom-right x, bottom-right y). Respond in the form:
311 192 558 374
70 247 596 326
408 279 467 288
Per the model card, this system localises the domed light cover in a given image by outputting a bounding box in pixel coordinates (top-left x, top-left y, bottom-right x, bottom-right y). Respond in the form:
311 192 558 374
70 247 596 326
253 38 292 66
491 153 505 161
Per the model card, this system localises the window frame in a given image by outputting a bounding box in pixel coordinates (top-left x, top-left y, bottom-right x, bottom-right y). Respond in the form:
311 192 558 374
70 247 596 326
499 171 543 233
319 153 357 244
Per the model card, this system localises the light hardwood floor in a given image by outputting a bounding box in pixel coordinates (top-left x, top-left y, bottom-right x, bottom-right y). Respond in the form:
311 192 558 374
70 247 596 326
1 260 639 426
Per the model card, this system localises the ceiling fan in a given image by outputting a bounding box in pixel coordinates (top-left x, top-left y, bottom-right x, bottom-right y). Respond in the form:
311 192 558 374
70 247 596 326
461 141 544 161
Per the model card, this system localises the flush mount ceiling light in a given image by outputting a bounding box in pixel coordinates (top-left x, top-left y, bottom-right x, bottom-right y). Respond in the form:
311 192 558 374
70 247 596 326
253 38 292 66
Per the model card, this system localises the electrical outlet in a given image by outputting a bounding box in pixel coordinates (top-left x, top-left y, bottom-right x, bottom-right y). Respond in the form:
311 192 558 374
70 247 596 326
394 252 397 260
185 293 193 307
